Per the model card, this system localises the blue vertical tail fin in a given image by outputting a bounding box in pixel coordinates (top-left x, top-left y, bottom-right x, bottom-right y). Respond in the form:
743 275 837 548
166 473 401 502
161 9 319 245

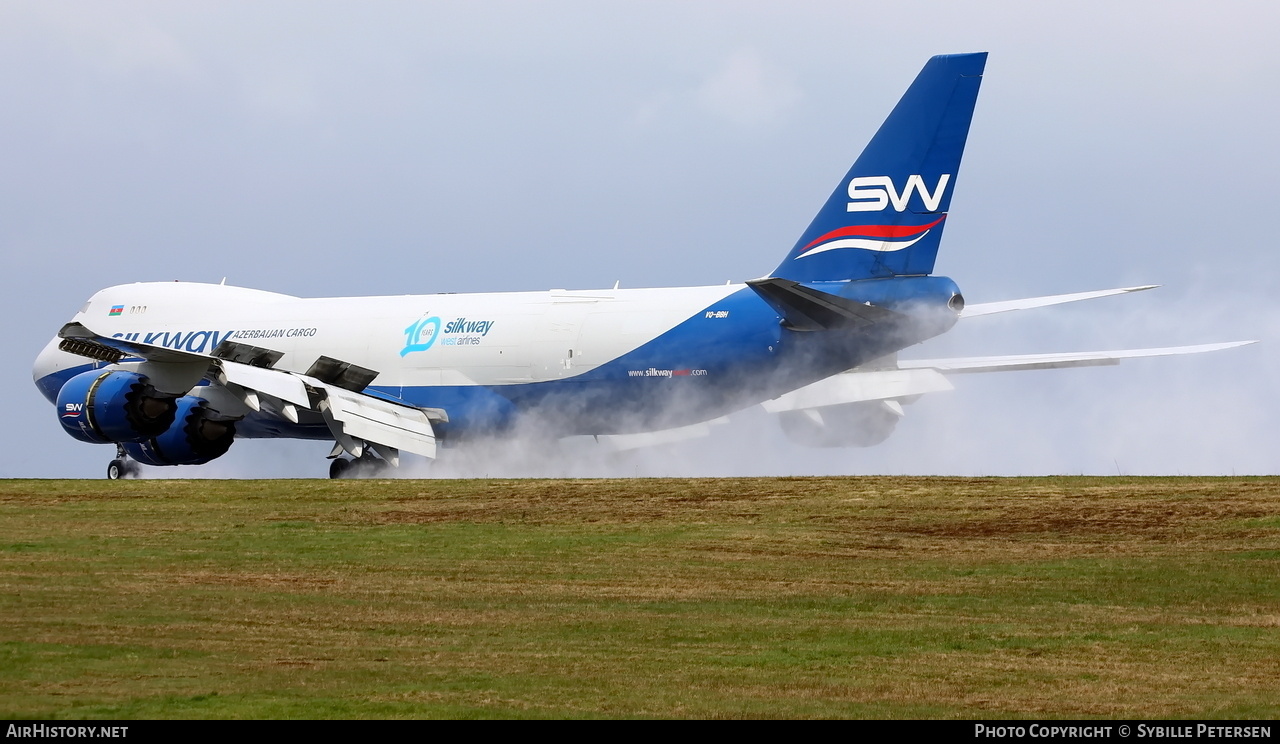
771 52 986 283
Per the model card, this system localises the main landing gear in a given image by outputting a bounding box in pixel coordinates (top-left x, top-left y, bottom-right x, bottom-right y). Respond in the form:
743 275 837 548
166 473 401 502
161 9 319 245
107 445 140 479
328 453 394 479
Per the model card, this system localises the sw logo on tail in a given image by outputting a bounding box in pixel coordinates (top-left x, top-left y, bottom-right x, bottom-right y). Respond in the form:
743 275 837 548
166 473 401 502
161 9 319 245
846 174 951 212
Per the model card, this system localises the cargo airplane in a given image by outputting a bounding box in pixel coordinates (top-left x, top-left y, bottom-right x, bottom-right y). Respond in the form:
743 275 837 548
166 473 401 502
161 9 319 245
32 53 1253 478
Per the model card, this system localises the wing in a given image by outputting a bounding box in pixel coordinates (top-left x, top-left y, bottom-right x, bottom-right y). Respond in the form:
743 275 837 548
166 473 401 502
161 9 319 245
57 322 444 461
898 341 1258 373
764 342 1258 425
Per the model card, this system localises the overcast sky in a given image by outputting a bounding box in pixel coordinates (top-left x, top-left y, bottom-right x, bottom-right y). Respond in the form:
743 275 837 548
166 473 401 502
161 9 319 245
2 1 1276 478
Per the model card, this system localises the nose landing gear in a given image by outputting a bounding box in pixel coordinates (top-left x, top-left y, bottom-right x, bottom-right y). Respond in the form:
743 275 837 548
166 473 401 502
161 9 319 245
107 445 140 479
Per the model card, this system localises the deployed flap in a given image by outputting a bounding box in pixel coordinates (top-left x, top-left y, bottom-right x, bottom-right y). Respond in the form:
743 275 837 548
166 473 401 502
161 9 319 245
747 277 900 331
762 368 953 413
312 381 437 459
215 359 311 407
899 341 1258 374
961 285 1158 318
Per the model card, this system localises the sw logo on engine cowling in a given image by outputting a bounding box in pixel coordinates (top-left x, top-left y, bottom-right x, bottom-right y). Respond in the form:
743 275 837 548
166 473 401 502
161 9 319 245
847 174 951 212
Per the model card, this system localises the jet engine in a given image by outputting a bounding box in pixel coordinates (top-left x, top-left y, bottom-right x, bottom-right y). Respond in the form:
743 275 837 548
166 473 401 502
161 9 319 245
122 396 237 466
55 369 180 444
777 400 903 448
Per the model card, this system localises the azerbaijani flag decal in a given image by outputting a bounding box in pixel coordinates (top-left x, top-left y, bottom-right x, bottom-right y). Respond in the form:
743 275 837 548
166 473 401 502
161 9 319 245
109 305 124 316
798 215 946 258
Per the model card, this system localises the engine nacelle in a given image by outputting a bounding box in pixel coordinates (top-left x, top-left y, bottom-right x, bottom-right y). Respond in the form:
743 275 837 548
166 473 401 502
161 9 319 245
777 400 903 448
122 396 238 466
55 369 180 444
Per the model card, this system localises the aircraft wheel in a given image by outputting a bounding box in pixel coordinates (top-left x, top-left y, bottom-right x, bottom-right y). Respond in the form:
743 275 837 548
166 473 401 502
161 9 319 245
109 460 140 479
329 458 351 480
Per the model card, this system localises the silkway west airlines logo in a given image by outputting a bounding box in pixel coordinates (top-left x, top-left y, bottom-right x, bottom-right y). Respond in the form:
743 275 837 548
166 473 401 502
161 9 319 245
402 315 496 356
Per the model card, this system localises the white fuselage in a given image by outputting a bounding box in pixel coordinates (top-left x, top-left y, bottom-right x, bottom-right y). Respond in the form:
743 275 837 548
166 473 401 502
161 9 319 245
70 281 741 386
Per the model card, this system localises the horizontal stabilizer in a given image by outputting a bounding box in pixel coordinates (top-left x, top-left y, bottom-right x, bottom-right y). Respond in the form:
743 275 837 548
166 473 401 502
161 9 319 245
961 285 1158 318
900 341 1258 374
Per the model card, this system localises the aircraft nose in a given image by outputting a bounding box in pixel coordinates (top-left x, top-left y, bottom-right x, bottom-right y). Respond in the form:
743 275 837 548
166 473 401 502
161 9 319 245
33 337 87 403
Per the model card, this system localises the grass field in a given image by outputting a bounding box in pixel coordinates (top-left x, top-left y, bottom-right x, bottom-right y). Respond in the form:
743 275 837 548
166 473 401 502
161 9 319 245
1 476 1278 719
